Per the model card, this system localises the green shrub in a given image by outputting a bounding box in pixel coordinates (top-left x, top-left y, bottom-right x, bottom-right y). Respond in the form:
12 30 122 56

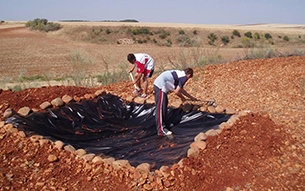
208 33 218 45
156 29 170 39
42 22 61 32
166 39 172 47
25 18 61 32
193 30 198 35
241 37 254 48
96 64 128 85
22 75 45 81
178 30 185 35
69 50 95 86
232 30 241 37
105 29 111 34
221 35 230 45
264 33 272 40
235 44 244 48
283 36 289 41
244 47 281 60
11 85 22 92
254 33 260 40
131 27 151 35
119 19 139 22
92 28 101 35
177 36 195 47
137 39 147 44
244 31 253 38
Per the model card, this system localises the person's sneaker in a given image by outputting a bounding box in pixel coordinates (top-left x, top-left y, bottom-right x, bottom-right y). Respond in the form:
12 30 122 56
158 128 172 136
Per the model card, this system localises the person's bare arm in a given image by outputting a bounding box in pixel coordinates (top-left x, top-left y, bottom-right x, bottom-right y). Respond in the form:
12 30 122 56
129 65 135 73
133 73 143 85
174 87 198 101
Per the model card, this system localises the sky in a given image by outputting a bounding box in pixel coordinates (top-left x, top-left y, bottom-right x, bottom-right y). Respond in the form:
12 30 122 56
1 0 304 25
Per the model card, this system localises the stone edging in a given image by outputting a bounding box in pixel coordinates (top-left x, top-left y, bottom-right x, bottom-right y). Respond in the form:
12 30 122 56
0 89 251 190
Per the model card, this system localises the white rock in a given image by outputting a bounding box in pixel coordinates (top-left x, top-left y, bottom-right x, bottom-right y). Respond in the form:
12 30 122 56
92 156 104 163
48 154 58 162
238 110 251 116
30 135 43 142
39 101 51 110
2 108 13 119
54 140 65 150
194 132 207 142
102 157 115 165
17 106 32 116
3 123 14 131
190 141 207 150
159 165 170 178
94 89 106 96
18 131 26 138
205 129 219 136
62 94 74 103
75 149 87 156
187 147 199 158
112 159 131 170
136 163 151 173
82 153 95 162
207 106 216 113
219 122 229 129
64 144 76 152
215 105 225 113
134 97 145 104
225 107 236 114
51 98 64 107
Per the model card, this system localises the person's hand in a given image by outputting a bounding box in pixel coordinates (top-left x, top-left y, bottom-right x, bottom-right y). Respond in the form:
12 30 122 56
187 96 199 101
191 97 199 101
180 96 186 102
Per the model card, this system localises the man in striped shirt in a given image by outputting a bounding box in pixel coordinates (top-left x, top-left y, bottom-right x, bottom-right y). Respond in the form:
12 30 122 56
153 68 198 136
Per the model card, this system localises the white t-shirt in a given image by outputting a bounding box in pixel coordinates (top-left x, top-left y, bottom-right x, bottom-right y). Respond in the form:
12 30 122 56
134 53 154 73
153 70 187 93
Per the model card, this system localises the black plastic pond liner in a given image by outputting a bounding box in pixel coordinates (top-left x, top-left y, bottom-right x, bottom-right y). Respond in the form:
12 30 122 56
6 94 231 169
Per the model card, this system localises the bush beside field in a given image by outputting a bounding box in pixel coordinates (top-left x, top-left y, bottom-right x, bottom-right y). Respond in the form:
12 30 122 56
50 23 305 49
1 19 304 91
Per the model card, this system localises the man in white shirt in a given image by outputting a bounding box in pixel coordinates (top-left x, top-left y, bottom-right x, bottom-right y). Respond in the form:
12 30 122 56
153 68 198 136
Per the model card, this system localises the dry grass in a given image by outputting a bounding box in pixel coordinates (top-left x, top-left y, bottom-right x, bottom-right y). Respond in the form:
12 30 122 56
0 21 305 89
